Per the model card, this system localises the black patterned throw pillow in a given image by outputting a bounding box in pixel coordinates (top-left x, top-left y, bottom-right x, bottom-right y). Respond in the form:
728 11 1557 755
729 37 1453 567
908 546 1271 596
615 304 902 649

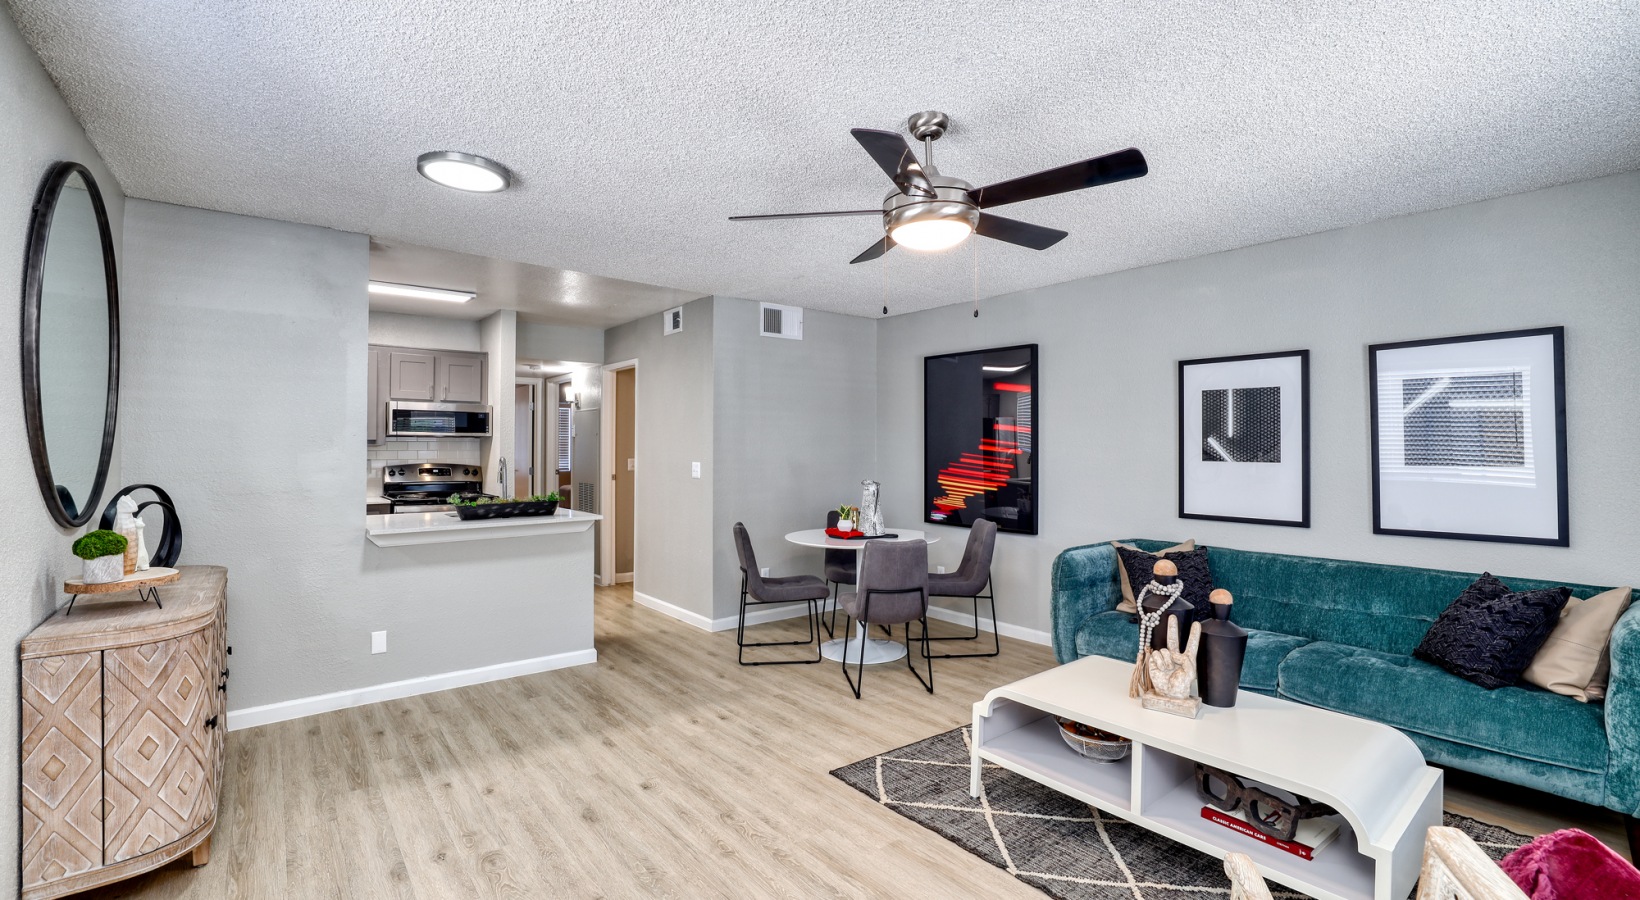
1414 573 1573 689
1116 545 1216 622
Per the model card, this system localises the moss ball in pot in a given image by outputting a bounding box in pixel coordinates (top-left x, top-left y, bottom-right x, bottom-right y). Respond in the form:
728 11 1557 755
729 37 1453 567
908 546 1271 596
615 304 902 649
73 530 128 584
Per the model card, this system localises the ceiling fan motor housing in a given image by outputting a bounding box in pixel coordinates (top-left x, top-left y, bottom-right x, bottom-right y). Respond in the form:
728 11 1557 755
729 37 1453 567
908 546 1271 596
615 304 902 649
883 175 979 233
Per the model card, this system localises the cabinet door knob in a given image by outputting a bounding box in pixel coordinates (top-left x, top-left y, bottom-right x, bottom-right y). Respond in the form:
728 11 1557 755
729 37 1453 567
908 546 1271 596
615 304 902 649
204 715 219 730
221 668 230 679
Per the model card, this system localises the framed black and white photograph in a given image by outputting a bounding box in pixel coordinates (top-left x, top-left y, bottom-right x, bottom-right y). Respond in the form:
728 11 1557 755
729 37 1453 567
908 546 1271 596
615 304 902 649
1178 350 1309 527
1370 327 1567 546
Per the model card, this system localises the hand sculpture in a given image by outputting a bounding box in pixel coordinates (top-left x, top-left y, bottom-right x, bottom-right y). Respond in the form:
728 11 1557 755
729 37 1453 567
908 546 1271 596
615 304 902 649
1145 616 1202 701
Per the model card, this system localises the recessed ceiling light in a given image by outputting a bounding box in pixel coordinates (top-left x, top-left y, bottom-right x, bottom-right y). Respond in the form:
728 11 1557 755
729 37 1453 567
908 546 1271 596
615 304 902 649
368 281 475 303
416 151 512 193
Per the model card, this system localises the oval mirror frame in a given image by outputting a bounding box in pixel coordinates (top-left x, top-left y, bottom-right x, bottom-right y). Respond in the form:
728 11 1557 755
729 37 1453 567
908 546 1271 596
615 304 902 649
21 161 120 528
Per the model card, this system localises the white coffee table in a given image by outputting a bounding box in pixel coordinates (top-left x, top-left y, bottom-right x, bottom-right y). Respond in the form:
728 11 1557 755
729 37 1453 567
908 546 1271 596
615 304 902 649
784 528 937 665
971 655 1442 900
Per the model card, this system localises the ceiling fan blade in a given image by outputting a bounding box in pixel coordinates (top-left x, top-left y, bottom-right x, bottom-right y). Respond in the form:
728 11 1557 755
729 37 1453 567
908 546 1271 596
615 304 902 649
969 147 1148 209
974 213 1068 250
849 235 896 264
729 210 882 221
851 128 936 197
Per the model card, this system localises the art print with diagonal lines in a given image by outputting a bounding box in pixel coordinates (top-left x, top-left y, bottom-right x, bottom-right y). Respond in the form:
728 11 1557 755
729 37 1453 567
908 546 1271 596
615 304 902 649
832 727 1528 899
1202 386 1281 464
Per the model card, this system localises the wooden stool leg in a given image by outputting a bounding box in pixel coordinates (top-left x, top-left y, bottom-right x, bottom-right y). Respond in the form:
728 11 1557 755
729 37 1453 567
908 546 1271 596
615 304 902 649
191 834 213 867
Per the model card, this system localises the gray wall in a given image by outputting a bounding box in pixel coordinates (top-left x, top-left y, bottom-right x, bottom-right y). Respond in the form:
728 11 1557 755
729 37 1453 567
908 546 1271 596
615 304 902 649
604 297 716 618
518 319 604 364
710 297 878 621
0 12 124 895
367 310 481 351
121 199 593 713
876 172 1640 636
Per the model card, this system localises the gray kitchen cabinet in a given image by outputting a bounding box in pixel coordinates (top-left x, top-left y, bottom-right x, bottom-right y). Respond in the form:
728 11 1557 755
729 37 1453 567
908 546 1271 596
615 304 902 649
387 350 438 401
438 352 486 403
367 347 384 443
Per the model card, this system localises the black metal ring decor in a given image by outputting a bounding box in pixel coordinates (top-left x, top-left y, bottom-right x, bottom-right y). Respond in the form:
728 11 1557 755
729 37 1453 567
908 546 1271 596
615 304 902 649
99 484 182 568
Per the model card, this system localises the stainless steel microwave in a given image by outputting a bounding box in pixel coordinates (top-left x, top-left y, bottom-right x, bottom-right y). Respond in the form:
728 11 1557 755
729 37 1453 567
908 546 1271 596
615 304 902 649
385 401 492 438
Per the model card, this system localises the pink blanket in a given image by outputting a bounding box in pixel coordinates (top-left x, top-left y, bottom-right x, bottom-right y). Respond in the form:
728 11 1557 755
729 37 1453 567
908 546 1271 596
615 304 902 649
1499 828 1640 900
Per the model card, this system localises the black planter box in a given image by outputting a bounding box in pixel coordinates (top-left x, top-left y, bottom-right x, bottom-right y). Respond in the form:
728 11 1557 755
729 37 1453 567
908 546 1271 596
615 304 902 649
453 499 560 521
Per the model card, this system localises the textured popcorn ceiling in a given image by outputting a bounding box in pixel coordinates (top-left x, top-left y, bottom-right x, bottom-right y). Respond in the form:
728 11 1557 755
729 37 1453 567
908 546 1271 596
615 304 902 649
10 1 1640 320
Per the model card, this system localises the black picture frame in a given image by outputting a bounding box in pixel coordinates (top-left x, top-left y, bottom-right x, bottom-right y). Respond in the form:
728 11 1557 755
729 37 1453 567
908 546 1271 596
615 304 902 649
1368 326 1568 546
21 161 121 528
1177 349 1310 527
923 343 1038 535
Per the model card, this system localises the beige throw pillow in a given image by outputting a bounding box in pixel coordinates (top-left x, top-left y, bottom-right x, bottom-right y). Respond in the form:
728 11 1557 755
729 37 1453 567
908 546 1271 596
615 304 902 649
1523 585 1633 702
1111 540 1196 614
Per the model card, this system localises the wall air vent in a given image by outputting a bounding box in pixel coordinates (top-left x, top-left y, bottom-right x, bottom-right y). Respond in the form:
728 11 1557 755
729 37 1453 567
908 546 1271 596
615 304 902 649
759 302 803 340
663 306 683 335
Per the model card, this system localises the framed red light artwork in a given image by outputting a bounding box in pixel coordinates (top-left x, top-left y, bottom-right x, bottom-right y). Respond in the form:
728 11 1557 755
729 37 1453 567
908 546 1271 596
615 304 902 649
924 344 1038 535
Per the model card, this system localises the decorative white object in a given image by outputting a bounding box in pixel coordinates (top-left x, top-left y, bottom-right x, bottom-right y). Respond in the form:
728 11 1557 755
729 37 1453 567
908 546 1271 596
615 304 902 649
837 518 854 532
113 495 140 575
82 554 123 585
972 653 1444 900
132 516 150 571
859 480 884 536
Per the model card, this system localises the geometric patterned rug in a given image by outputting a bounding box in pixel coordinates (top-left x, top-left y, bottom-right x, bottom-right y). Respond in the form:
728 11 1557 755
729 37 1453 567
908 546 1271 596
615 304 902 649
831 727 1532 899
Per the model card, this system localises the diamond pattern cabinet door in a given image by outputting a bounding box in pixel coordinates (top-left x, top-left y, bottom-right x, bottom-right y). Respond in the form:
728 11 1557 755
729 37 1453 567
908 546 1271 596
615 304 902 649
21 652 104 891
104 630 211 864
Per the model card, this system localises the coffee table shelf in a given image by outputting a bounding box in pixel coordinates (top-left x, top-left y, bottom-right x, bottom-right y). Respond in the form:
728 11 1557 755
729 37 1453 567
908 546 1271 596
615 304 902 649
972 655 1442 900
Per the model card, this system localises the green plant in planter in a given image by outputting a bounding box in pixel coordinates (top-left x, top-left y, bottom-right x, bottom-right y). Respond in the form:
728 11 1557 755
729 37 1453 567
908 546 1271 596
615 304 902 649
451 492 564 507
72 529 128 560
836 504 859 522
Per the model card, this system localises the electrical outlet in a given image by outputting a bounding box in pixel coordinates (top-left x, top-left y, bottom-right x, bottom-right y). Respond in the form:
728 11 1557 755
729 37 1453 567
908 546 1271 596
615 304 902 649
371 631 387 654
760 567 770 577
937 566 946 574
691 461 701 479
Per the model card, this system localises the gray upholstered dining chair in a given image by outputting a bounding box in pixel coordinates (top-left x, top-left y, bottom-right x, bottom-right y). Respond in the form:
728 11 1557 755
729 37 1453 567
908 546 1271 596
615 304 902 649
838 539 933 698
733 522 828 666
822 509 858 637
924 518 1000 659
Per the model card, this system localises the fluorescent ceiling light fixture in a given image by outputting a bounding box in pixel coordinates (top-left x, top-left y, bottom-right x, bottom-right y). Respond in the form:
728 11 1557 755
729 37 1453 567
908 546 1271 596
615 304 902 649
368 281 475 303
889 217 973 252
416 151 512 193
982 364 1028 373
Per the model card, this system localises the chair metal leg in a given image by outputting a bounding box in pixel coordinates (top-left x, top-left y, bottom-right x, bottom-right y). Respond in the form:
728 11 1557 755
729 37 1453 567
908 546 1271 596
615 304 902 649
737 576 823 666
923 583 1002 659
840 613 867 699
1627 814 1638 864
906 615 934 694
822 582 839 638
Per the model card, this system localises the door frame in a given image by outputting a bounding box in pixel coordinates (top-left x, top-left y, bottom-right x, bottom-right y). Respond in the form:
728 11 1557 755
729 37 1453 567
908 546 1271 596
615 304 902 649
600 359 638 588
514 377 544 498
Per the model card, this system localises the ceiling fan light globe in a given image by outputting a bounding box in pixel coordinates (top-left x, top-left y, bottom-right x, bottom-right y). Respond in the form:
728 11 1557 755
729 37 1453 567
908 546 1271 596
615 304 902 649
889 218 973 252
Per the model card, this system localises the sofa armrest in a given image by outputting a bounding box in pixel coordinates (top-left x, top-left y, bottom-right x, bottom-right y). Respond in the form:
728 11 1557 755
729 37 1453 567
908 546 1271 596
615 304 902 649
1604 599 1640 816
1050 542 1123 664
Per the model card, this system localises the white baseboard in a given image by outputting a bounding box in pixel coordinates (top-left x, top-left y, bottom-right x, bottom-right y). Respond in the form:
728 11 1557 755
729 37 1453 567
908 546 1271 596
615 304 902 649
633 590 814 633
614 572 634 584
926 604 1051 646
226 648 598 732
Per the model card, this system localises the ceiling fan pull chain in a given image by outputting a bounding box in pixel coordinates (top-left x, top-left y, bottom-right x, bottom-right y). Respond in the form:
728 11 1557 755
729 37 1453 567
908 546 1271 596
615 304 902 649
972 234 980 318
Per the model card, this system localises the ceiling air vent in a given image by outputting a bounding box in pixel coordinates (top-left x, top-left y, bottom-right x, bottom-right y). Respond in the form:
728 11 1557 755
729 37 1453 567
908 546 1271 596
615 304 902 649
663 306 683 335
760 302 802 340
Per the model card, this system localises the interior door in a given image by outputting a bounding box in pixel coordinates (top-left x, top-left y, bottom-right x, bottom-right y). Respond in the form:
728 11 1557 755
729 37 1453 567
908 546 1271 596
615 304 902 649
387 351 437 401
439 354 485 403
514 383 534 498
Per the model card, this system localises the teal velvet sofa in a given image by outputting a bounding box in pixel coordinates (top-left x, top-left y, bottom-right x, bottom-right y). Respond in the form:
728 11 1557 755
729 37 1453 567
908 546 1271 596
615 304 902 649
1050 539 1640 852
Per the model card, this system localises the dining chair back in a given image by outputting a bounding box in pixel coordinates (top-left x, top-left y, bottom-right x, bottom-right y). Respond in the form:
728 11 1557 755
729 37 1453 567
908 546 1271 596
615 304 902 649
732 522 827 666
926 518 1001 659
838 539 933 697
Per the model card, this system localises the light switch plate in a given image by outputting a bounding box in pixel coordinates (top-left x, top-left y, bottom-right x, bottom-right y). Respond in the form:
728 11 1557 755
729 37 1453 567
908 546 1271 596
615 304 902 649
691 462 701 479
627 458 635 472
371 631 387 654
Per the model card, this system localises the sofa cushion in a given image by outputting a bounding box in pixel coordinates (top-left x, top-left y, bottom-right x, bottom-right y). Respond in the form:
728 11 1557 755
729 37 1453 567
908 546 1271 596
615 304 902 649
1413 573 1572 689
1073 610 1309 694
1278 641 1609 774
1117 545 1216 622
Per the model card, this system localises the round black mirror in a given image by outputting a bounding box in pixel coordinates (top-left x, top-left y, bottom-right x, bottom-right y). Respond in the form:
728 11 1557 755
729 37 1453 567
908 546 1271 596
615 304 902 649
22 162 119 528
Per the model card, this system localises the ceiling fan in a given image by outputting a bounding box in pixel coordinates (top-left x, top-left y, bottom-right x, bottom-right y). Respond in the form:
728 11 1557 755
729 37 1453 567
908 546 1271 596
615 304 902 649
730 111 1147 264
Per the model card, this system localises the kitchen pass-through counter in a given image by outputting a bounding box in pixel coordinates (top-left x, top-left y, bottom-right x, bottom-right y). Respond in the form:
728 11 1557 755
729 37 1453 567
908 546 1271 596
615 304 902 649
366 508 602 547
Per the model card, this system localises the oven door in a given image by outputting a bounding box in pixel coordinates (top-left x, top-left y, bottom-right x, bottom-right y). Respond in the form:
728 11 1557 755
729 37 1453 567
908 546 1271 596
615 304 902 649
386 401 492 437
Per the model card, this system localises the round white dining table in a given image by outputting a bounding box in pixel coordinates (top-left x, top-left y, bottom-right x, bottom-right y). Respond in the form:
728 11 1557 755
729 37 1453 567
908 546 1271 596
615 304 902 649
784 528 937 665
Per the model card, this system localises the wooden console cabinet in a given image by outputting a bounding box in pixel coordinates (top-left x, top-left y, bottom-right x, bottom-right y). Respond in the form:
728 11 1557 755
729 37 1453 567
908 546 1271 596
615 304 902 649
20 565 228 899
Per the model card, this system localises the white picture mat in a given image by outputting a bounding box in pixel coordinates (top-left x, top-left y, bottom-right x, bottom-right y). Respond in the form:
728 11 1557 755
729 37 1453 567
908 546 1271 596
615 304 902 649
1181 355 1305 523
1374 333 1560 540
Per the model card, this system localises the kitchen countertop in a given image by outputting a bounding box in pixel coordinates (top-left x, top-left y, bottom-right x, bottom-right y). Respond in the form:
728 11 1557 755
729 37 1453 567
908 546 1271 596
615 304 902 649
366 508 602 547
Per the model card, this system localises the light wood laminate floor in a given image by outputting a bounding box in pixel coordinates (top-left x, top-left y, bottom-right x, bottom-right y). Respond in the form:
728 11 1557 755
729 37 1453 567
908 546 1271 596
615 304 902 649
84 584 1624 898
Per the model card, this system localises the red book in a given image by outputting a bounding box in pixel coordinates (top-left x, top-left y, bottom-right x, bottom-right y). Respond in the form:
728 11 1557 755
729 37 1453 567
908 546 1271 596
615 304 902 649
1200 807 1337 860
